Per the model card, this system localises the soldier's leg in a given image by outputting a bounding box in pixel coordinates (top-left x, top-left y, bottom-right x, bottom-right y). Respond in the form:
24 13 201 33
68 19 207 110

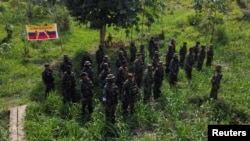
130 101 135 114
143 88 150 103
87 98 93 114
110 105 116 124
122 99 129 116
82 99 87 114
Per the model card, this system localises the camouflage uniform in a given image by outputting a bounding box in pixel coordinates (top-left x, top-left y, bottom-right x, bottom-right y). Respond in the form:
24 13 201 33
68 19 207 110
148 37 158 59
96 44 105 74
102 74 119 124
99 55 111 74
169 54 179 87
59 55 73 77
210 65 223 100
134 53 145 88
193 42 200 63
179 42 187 68
139 45 146 64
206 45 214 66
143 64 154 103
81 52 92 70
62 65 76 103
116 61 128 98
152 51 160 71
99 63 111 88
165 45 174 76
130 41 137 63
79 72 94 115
184 48 195 81
122 73 139 115
115 51 126 70
81 61 94 82
197 45 206 71
42 63 55 95
153 62 164 99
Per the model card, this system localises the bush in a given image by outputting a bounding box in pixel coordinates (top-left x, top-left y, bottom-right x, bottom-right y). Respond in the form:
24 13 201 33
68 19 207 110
54 12 70 32
187 14 202 26
214 26 229 45
43 92 63 116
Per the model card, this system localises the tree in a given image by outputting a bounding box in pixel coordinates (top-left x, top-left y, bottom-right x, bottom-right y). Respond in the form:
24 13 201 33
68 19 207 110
192 0 231 43
65 0 142 45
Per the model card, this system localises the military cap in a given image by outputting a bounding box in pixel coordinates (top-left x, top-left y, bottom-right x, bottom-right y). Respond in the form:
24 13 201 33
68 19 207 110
106 74 115 80
44 63 49 67
128 73 133 77
147 64 152 67
196 41 200 44
104 55 109 59
136 52 142 56
81 72 88 77
103 62 109 67
158 61 164 65
84 61 91 66
183 42 187 45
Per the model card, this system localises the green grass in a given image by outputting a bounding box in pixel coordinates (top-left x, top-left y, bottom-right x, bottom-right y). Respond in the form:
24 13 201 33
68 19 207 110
0 0 250 140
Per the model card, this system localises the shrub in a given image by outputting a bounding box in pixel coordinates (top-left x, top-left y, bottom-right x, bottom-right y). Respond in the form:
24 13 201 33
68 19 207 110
214 26 229 45
187 14 202 26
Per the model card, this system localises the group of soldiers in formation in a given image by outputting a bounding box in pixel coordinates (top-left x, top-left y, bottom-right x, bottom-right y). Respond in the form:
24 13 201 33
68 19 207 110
42 37 223 124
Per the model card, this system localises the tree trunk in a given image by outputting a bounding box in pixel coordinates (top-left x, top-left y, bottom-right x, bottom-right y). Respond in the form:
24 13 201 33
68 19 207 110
100 25 106 46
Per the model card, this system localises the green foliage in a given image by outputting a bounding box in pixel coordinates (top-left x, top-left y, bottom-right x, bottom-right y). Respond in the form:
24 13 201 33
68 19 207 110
214 26 229 45
0 42 13 54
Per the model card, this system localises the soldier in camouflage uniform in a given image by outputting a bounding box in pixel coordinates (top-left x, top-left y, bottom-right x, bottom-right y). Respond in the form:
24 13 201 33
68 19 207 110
81 61 94 82
148 37 158 59
179 42 187 68
184 48 195 82
210 65 223 100
96 44 105 74
193 41 200 63
115 51 126 70
81 51 92 70
152 51 160 71
130 41 137 63
99 55 111 74
153 61 164 100
42 63 55 96
165 45 174 76
116 60 128 98
143 64 154 103
99 63 111 88
169 53 179 87
102 74 119 124
169 39 176 53
59 55 73 77
79 72 94 116
206 45 214 66
62 65 76 103
122 73 139 116
133 53 145 88
197 45 206 71
139 44 146 64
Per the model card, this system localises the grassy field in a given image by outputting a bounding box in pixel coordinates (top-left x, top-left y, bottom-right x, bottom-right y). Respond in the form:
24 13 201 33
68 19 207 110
0 0 250 141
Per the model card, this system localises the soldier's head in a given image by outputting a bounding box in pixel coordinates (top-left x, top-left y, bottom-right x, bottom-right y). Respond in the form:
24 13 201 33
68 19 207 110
173 53 178 59
183 42 187 47
122 60 127 67
147 64 153 71
140 44 144 50
136 52 142 59
158 61 164 68
81 72 88 80
84 61 91 67
106 74 115 83
196 41 200 45
99 44 104 50
63 55 69 61
201 45 206 50
215 65 222 73
118 51 124 58
130 41 135 46
209 44 214 50
66 65 72 73
154 51 159 57
103 55 109 62
103 63 109 70
44 63 50 69
189 47 194 53
170 39 175 44
127 73 133 81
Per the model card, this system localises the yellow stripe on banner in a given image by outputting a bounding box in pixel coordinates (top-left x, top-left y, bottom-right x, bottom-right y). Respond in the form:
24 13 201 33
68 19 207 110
26 24 57 32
